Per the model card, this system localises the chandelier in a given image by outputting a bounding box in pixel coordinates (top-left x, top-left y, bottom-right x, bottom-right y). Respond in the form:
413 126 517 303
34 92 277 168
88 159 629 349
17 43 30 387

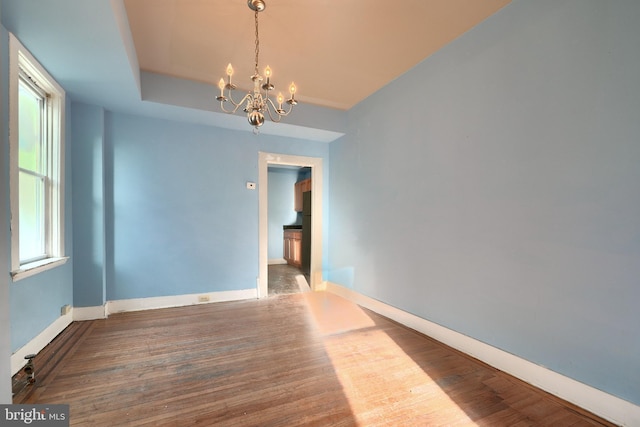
216 0 297 131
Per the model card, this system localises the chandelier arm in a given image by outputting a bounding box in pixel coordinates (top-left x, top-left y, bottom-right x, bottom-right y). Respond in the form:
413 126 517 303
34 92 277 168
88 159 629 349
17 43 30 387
264 102 283 123
264 97 289 118
220 93 253 114
281 102 295 116
265 97 294 117
228 91 253 108
218 101 235 114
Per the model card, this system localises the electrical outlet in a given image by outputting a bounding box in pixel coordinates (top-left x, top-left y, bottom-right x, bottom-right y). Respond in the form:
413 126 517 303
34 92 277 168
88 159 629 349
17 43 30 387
198 295 210 303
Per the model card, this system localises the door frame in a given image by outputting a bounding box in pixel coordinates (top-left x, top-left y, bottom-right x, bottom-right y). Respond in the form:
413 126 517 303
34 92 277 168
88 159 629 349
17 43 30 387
258 152 323 298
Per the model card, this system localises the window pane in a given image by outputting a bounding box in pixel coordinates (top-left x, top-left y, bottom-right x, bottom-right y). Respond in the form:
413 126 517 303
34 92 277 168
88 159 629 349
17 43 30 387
18 81 43 174
11 35 66 275
19 170 46 262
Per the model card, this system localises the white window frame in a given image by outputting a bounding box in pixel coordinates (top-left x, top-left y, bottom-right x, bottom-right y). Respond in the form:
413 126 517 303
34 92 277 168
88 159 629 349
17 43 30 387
9 33 68 281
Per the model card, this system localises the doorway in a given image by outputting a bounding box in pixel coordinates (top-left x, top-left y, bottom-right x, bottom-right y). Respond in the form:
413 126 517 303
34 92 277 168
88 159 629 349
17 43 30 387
258 152 323 298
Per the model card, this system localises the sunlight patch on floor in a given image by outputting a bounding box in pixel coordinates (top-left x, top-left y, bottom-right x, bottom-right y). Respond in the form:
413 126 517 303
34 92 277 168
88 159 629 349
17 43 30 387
304 291 376 336
304 291 477 425
323 328 478 426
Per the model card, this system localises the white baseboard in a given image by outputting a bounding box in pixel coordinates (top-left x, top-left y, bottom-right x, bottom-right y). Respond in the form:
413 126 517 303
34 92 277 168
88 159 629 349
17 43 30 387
268 258 287 265
325 282 640 427
73 305 107 321
11 311 73 376
313 280 326 291
107 289 257 314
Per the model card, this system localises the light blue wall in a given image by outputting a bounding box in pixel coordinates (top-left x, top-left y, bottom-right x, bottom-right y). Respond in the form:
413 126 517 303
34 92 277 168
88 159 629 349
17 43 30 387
328 0 640 405
69 110 330 302
106 113 260 299
267 168 298 260
71 103 106 307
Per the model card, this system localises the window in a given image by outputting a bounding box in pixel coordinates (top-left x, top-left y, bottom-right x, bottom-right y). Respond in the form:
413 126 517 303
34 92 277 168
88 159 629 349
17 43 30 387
9 33 67 281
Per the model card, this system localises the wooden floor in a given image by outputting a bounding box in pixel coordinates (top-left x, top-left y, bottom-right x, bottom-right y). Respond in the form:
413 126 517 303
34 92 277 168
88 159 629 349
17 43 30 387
13 292 616 426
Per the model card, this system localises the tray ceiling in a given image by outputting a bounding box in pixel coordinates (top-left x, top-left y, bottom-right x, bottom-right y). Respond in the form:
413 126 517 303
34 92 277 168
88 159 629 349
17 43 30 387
124 0 511 110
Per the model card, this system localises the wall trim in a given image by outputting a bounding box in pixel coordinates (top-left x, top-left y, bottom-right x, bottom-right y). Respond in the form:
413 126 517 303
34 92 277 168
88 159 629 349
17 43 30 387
11 311 73 376
325 282 640 427
73 305 108 321
106 289 257 315
268 258 287 265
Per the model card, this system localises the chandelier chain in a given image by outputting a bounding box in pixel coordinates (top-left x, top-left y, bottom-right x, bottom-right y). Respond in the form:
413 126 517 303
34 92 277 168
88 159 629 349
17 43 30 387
254 10 260 75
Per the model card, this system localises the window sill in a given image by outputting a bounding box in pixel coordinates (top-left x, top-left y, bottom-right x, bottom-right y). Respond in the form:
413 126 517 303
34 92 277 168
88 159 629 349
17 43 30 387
11 257 69 282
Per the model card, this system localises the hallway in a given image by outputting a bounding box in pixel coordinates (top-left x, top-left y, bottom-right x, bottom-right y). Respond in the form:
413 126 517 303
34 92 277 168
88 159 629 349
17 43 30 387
268 264 310 296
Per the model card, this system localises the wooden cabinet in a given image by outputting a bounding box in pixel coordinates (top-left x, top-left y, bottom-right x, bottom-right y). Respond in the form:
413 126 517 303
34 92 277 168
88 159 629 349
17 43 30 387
283 230 302 267
294 178 311 212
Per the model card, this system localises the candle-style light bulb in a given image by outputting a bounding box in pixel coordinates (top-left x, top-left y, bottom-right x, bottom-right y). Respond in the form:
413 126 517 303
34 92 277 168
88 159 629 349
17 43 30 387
277 92 284 108
218 78 225 96
225 64 236 90
286 82 298 106
261 65 274 91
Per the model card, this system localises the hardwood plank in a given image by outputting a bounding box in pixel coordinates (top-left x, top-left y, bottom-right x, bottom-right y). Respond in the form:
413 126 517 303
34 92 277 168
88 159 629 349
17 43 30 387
14 292 618 426
12 320 95 402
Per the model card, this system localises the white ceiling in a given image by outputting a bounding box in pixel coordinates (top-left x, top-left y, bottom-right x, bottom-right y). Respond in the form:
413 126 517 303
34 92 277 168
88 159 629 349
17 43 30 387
124 0 511 110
